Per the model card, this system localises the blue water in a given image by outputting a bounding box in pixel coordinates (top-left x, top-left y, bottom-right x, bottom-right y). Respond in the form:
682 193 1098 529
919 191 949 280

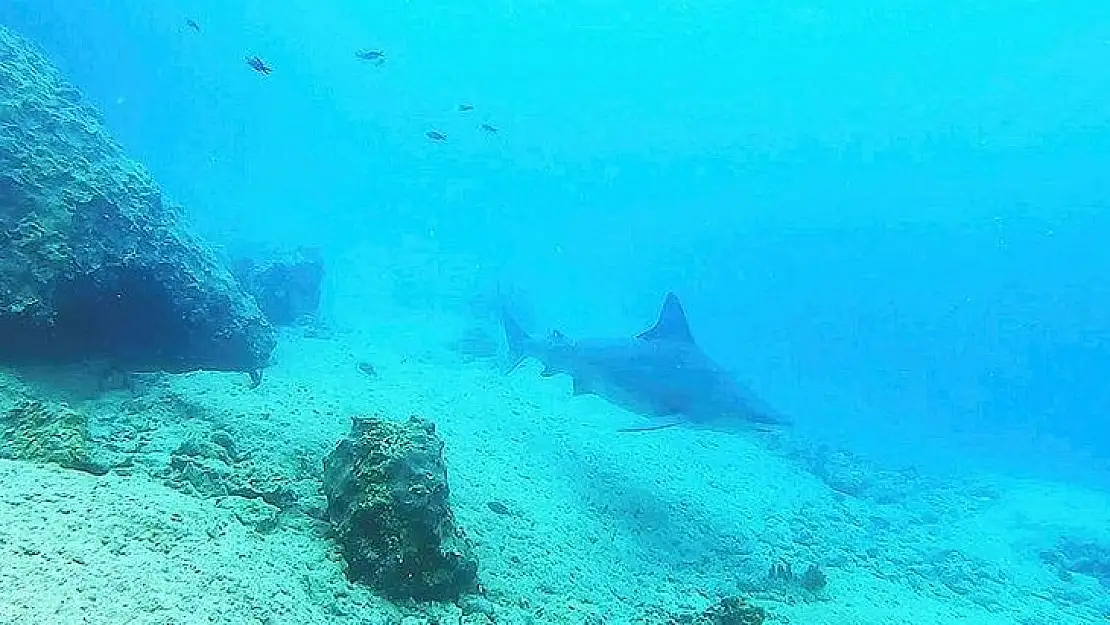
8 0 1110 479
4 1 1110 621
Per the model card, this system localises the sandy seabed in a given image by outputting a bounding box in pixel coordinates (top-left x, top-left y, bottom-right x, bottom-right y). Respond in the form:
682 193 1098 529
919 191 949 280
1 315 1108 625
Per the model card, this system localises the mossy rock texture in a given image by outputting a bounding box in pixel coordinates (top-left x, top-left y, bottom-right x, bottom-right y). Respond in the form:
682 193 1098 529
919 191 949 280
323 415 478 601
0 398 97 472
0 25 274 373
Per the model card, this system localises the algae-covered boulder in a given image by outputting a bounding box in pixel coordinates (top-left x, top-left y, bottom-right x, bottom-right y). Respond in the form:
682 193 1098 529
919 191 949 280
323 415 478 601
0 25 275 373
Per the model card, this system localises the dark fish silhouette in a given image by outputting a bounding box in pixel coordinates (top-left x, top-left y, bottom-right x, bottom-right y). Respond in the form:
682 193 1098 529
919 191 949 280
501 293 787 432
479 123 499 133
426 130 448 142
186 19 200 32
356 49 386 65
246 56 272 75
458 103 474 112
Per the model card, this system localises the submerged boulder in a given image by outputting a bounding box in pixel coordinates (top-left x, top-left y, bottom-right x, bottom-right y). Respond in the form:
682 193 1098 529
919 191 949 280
0 25 275 373
323 415 478 601
229 246 324 326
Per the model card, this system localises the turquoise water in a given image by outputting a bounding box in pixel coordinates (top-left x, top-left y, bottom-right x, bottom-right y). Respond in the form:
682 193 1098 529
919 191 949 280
2 1 1110 623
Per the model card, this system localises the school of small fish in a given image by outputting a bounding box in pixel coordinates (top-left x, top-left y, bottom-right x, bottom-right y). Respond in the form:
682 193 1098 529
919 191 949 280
186 16 501 144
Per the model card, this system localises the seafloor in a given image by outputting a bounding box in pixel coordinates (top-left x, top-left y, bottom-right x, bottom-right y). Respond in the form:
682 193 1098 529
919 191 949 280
1 299 1108 625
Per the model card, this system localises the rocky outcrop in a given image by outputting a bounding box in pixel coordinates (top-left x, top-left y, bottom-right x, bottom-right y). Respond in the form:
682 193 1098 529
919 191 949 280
0 25 275 373
323 415 478 601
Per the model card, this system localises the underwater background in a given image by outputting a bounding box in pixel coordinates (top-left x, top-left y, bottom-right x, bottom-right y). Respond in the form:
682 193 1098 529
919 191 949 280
1 0 1110 623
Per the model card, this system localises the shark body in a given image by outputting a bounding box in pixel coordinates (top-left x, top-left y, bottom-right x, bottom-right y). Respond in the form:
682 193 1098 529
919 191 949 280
501 293 785 431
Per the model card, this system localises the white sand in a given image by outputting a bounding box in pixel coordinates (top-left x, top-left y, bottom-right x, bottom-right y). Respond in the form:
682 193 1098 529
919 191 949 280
0 459 399 625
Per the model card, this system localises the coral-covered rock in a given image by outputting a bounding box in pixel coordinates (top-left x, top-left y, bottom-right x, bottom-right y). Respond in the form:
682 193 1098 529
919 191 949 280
1041 537 1110 586
698 597 767 625
0 25 275 373
229 246 324 326
322 415 478 601
660 596 767 625
764 560 829 601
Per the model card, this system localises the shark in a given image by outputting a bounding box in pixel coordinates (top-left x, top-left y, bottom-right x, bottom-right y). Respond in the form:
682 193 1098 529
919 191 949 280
501 292 787 432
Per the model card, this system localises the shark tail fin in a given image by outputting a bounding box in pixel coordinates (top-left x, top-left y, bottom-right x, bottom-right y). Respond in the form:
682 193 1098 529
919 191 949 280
500 307 530 373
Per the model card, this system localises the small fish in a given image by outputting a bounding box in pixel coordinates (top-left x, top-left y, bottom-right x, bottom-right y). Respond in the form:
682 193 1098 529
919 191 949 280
246 55 272 75
186 18 200 32
356 49 386 65
458 103 474 112
479 123 499 134
426 130 448 142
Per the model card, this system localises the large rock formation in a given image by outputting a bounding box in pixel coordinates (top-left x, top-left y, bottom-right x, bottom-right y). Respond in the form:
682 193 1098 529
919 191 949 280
323 415 479 601
0 25 275 373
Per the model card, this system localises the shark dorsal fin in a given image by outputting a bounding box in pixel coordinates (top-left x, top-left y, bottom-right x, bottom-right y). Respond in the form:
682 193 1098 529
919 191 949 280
637 292 695 344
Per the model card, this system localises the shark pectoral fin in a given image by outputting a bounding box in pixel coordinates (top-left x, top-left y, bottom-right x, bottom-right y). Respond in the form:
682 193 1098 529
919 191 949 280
617 422 681 433
572 377 593 396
